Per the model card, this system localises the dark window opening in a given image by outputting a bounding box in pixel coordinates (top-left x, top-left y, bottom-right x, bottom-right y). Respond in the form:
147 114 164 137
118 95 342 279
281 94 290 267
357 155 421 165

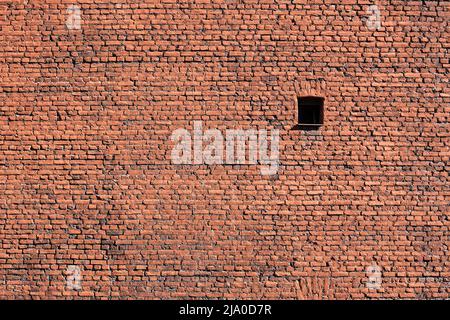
297 96 324 127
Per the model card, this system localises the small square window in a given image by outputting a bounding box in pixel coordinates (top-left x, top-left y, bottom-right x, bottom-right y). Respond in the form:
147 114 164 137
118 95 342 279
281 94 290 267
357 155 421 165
297 96 324 127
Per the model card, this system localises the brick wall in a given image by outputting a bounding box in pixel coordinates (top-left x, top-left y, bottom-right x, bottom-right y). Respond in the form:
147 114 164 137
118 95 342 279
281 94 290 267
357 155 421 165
0 0 448 299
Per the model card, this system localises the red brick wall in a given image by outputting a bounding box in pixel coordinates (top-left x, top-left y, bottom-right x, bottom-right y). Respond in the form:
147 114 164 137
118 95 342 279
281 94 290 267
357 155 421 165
0 0 448 299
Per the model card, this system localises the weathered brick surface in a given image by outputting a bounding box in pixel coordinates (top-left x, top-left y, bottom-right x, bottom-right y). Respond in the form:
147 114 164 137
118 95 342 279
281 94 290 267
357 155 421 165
0 0 448 299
